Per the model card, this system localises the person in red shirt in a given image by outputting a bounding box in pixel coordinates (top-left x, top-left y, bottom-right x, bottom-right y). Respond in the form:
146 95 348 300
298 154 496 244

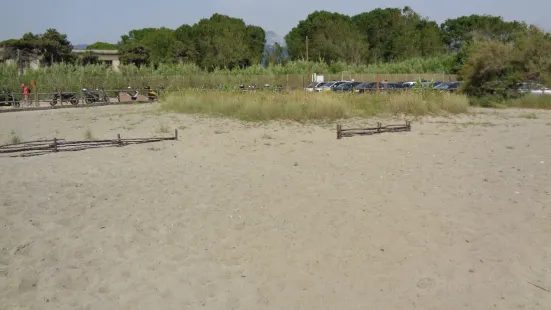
21 84 30 106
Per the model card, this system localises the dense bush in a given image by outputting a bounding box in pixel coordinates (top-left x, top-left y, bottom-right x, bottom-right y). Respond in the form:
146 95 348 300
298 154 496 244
460 26 551 102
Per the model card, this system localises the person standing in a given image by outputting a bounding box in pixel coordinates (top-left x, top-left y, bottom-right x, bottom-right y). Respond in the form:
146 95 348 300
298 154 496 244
21 84 30 106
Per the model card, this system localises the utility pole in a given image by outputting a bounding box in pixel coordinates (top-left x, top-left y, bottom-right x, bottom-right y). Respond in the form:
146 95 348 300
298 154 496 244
306 36 310 86
306 36 309 62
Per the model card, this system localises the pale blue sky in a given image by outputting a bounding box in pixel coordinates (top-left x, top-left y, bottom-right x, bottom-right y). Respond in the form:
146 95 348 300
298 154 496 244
3 0 550 44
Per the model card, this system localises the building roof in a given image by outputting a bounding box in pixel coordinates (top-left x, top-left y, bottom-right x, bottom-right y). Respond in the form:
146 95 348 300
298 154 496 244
73 49 119 55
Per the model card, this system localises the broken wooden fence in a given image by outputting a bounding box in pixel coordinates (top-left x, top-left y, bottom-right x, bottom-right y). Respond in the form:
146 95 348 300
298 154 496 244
0 130 178 157
337 121 411 139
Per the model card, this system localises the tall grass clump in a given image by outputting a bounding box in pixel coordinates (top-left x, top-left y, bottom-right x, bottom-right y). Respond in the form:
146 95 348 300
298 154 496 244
161 90 469 121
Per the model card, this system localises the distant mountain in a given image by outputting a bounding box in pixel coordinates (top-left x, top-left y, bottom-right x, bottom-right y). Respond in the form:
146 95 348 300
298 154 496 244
73 44 88 50
265 31 286 47
262 31 289 66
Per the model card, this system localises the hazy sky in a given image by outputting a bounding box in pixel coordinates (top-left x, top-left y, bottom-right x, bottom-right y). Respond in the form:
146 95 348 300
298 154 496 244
3 0 550 44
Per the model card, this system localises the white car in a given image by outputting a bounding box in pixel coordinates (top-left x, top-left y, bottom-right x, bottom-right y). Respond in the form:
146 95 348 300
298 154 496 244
316 81 344 92
517 82 551 95
305 82 325 92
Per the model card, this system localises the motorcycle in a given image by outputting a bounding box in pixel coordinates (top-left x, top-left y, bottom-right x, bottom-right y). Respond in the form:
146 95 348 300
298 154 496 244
51 91 79 106
0 90 20 107
82 88 110 104
263 84 283 92
144 86 164 101
239 84 257 92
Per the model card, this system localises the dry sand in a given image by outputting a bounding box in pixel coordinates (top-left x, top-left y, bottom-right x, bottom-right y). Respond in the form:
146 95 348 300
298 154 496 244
0 105 550 310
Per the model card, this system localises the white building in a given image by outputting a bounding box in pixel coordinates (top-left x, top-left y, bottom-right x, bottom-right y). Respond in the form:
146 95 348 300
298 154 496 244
0 47 121 70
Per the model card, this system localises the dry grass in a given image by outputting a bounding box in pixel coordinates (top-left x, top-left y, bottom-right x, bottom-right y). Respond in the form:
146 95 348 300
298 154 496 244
161 90 469 121
83 128 95 141
158 123 170 133
507 95 551 110
8 130 21 144
519 112 538 119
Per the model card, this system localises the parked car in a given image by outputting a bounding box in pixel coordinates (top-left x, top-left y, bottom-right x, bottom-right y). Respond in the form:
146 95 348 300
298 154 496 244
329 81 350 90
333 81 362 92
403 80 442 88
393 82 407 88
316 81 341 92
434 82 460 92
0 89 20 107
355 82 376 93
388 82 406 89
305 82 325 92
516 82 551 95
356 82 398 94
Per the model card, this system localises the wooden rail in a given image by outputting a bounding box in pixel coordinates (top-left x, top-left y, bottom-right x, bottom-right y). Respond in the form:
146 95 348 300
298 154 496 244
0 130 178 157
337 121 411 139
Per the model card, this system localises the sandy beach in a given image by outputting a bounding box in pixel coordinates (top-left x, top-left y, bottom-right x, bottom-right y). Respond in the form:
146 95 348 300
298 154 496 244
1 105 550 309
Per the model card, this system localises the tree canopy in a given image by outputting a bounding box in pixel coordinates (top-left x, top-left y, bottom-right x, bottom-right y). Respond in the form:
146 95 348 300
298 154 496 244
116 14 266 69
86 42 117 50
1 29 74 65
0 8 547 83
285 11 369 64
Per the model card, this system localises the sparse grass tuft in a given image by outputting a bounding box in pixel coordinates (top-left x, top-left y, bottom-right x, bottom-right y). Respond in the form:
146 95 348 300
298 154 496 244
158 123 170 133
84 128 95 140
10 136 21 144
7 130 21 144
461 122 496 127
519 112 538 119
262 133 274 140
161 90 469 121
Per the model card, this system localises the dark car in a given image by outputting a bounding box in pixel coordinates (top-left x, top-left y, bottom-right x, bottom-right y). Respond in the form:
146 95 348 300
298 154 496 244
354 82 376 93
388 82 406 89
393 82 407 88
0 90 20 107
356 82 397 94
434 82 460 92
402 80 442 89
333 81 362 92
330 81 350 90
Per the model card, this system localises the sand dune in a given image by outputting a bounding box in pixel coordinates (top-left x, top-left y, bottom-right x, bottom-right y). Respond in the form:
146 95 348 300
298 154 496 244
1 105 550 309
